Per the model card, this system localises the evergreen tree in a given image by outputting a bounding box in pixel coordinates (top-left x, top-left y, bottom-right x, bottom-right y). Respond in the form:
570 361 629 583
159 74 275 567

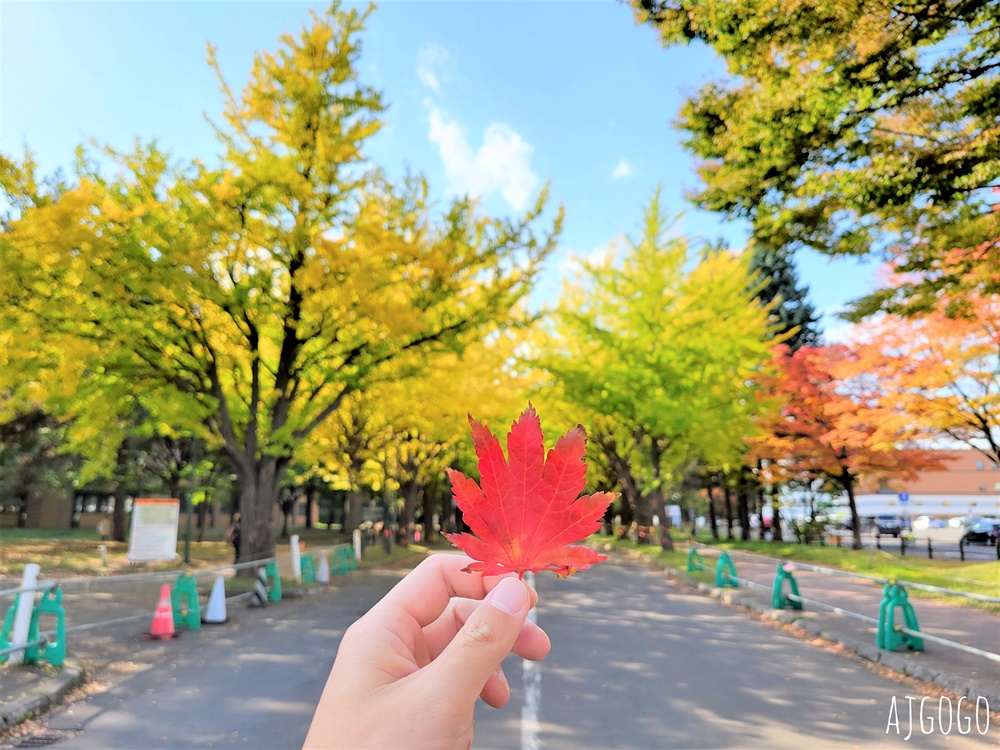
749 247 820 352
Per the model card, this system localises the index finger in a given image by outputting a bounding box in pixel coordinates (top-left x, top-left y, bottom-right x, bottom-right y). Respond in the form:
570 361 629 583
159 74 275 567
372 554 534 628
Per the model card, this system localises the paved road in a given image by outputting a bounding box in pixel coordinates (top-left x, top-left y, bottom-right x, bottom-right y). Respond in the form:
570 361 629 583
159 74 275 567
15 557 998 749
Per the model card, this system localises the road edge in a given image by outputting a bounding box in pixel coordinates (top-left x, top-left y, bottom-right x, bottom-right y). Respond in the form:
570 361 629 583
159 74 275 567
0 660 85 739
613 547 1000 709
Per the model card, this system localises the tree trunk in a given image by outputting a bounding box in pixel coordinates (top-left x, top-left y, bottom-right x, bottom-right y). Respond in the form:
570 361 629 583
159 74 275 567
633 493 654 544
344 488 366 534
239 459 279 564
659 496 674 551
770 486 784 542
305 490 315 530
737 475 751 542
16 491 27 528
707 483 719 541
196 501 208 542
108 442 130 542
399 480 421 544
421 484 438 544
842 470 862 550
722 481 735 541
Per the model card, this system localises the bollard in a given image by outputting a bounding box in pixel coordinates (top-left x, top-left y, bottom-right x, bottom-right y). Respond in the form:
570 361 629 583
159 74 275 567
715 552 739 588
24 588 66 668
98 545 107 567
771 562 802 610
265 560 282 602
900 535 906 556
8 563 40 667
353 529 362 563
291 534 302 584
927 538 933 560
687 548 705 572
876 581 923 652
252 567 269 608
171 573 201 630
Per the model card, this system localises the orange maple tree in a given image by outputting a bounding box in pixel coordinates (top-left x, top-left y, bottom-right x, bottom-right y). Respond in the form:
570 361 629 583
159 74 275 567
854 280 1000 467
446 405 617 578
749 345 946 549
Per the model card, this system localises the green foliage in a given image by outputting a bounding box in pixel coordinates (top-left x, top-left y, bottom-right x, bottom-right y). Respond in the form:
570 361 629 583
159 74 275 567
535 192 778 524
633 0 1000 316
748 247 820 351
0 4 559 558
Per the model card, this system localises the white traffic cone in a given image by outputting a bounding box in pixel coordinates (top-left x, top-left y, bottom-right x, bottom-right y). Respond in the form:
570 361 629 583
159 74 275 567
202 575 228 624
316 553 331 584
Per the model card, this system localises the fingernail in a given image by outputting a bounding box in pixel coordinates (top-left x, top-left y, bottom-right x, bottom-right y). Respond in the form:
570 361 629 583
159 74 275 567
489 577 528 615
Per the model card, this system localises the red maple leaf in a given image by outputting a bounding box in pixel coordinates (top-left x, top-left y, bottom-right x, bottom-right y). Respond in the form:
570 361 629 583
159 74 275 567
445 405 617 578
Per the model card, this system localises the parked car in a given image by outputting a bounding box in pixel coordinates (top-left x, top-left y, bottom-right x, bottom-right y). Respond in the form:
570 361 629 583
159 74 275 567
871 515 905 538
951 515 985 529
961 521 1000 546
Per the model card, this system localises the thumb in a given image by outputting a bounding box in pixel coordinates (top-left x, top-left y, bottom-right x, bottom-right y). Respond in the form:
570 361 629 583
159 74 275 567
424 576 531 700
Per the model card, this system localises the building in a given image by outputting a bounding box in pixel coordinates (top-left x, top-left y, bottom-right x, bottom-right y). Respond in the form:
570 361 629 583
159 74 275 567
852 449 1000 518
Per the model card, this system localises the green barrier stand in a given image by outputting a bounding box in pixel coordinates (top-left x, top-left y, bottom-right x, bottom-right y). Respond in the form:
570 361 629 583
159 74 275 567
265 560 282 601
687 548 705 572
172 573 202 630
877 581 924 652
334 547 348 576
334 546 356 575
24 587 66 668
715 552 739 588
301 554 316 585
771 562 803 610
0 599 21 665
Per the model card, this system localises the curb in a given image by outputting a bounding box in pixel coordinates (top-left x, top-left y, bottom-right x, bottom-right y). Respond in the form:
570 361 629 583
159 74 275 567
0 660 85 735
616 547 1000 707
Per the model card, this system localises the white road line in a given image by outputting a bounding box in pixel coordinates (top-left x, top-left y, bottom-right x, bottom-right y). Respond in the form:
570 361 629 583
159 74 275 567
521 571 541 750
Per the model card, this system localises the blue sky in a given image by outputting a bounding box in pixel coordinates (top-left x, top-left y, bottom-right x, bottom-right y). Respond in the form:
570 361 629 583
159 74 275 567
1 1 880 335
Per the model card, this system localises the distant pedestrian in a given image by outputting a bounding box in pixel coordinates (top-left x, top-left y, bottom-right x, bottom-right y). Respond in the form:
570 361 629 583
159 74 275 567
97 515 110 541
225 513 242 563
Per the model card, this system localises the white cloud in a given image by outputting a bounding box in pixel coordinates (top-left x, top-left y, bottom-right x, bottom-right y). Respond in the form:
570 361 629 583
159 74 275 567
611 159 633 180
427 105 538 212
560 240 621 276
416 43 453 94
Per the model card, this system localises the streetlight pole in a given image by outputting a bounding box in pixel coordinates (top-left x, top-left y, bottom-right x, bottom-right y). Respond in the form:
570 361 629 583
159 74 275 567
183 491 193 565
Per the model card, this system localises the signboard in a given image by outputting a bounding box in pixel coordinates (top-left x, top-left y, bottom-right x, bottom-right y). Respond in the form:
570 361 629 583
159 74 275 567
127 498 180 562
898 492 909 503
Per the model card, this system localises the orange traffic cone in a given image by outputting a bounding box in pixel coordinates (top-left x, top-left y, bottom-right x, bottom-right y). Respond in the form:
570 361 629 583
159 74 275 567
145 583 179 640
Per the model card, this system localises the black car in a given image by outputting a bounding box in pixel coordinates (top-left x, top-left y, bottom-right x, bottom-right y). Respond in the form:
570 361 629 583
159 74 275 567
871 515 905 538
961 521 1000 546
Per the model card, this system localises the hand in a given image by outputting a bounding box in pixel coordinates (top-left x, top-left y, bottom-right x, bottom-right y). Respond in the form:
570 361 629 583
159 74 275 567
303 554 550 750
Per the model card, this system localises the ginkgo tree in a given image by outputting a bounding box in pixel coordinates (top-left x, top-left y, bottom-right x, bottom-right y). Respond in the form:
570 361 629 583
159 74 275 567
535 194 777 545
299 326 543 541
0 4 559 560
